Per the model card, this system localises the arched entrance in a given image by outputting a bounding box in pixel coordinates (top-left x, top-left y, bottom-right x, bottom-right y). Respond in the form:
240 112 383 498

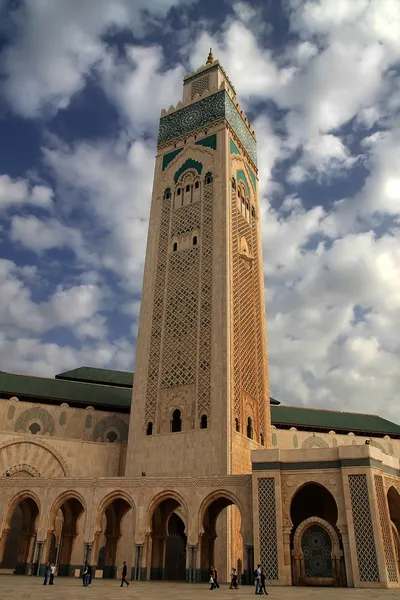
148 495 187 581
94 495 133 578
47 495 85 576
387 486 400 576
200 493 243 584
290 483 345 586
1 495 39 574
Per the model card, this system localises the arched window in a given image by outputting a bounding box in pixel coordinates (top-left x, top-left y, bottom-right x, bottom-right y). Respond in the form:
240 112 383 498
200 414 208 429
186 184 190 192
247 417 253 440
165 189 171 199
106 430 118 443
29 422 41 435
177 188 181 195
195 181 200 189
173 242 178 252
146 422 153 436
205 173 213 185
235 418 240 432
171 409 182 433
260 432 264 446
193 236 197 246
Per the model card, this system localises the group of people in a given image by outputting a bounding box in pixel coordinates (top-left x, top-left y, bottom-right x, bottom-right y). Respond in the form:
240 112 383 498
43 563 56 585
209 563 268 594
254 564 268 595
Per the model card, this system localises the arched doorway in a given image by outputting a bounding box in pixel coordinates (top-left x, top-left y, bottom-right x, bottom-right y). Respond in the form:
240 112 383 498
95 496 133 578
1 495 39 574
200 493 243 584
149 495 187 581
387 486 400 576
290 483 345 586
47 496 85 576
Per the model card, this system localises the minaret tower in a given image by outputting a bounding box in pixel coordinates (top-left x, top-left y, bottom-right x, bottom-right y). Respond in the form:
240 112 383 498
127 52 270 477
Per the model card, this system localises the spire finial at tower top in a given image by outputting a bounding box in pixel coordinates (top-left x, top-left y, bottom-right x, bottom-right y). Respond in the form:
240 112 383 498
206 48 214 65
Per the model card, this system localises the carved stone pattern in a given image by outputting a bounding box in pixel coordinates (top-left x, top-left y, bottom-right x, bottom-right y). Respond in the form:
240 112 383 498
293 435 298 448
281 473 341 527
348 474 380 582
191 75 210 99
7 405 15 420
145 197 171 425
198 180 213 418
374 474 397 582
0 438 69 477
251 206 265 436
161 202 201 388
231 189 264 435
15 407 55 435
370 440 387 455
92 416 128 442
158 91 257 167
231 188 241 422
301 436 329 450
258 477 279 580
85 414 92 429
59 411 67 426
4 463 40 477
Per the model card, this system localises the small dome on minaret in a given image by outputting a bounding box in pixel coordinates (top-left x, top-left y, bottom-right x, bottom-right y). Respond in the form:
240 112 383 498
206 48 214 65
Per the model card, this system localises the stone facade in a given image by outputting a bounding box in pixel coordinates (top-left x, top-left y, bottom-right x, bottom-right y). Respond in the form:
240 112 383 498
0 54 400 588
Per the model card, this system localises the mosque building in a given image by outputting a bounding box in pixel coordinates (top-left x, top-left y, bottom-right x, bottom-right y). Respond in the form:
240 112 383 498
1 51 400 588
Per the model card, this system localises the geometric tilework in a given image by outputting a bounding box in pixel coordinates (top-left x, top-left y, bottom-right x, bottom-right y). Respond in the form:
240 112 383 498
93 416 128 443
15 407 55 436
197 179 213 419
258 477 279 580
158 91 257 167
145 197 170 426
237 170 250 198
374 475 398 582
349 474 380 582
162 148 183 171
174 158 203 184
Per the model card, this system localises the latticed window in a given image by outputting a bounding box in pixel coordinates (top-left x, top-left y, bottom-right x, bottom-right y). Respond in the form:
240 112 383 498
190 74 210 98
146 422 153 436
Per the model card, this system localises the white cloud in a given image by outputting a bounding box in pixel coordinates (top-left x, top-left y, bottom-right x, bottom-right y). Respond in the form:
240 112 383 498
0 0 193 118
42 135 153 291
0 174 53 210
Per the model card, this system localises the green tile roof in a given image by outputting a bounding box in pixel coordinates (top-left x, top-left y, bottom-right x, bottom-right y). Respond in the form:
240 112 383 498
271 405 400 436
1 368 399 436
0 372 132 410
55 366 133 388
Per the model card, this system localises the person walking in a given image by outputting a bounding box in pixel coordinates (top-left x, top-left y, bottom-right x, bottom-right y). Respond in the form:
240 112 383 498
43 562 50 585
120 561 130 587
254 564 261 594
82 561 89 587
209 566 215 590
230 566 239 589
260 568 268 595
49 563 56 585
213 566 220 589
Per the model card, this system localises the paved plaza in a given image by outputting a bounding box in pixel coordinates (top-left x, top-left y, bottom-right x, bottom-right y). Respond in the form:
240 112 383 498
0 577 398 600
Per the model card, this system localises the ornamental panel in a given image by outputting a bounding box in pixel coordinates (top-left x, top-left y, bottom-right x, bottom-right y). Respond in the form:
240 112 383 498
374 474 398 582
258 477 279 580
301 524 333 578
348 474 380 582
158 91 257 167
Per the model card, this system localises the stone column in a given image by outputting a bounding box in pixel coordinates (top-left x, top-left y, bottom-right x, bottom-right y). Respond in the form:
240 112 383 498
245 544 254 585
282 526 293 586
133 544 144 580
36 541 44 576
85 543 92 564
187 545 197 582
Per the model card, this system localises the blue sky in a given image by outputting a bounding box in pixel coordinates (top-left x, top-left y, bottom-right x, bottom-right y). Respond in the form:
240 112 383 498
0 0 399 421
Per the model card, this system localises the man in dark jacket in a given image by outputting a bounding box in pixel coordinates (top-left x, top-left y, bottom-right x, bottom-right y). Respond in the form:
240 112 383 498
120 561 129 587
